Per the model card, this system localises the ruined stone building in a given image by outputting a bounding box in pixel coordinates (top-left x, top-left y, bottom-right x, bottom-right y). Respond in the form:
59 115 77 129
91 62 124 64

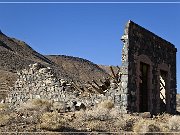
119 20 177 114
6 20 177 115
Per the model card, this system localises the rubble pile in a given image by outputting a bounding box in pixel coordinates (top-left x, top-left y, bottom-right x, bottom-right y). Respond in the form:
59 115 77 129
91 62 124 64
7 63 128 113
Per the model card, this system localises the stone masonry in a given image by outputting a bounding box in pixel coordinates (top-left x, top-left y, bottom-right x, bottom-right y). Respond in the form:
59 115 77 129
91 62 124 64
6 63 127 112
120 20 177 114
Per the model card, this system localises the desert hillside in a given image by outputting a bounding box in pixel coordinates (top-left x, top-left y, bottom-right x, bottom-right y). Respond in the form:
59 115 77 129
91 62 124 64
0 31 110 90
46 55 110 83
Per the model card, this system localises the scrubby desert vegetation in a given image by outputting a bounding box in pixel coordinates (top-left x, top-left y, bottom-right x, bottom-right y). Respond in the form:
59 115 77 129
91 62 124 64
0 99 180 134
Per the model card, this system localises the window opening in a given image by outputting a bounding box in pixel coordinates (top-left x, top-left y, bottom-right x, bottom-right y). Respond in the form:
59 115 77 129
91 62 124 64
160 70 167 112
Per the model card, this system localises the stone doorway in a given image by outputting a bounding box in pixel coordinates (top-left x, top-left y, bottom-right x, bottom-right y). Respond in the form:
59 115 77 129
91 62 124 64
139 62 149 112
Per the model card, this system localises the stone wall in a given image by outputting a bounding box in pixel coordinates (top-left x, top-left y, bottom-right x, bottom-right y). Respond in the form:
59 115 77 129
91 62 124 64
121 20 177 114
6 63 127 113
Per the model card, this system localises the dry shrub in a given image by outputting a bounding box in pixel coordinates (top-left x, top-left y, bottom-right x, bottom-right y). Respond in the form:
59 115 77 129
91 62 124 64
52 102 66 113
19 99 52 112
114 114 141 131
74 110 85 121
86 120 103 131
79 100 115 121
0 114 11 126
0 103 9 111
134 119 157 133
168 115 180 131
97 100 114 110
133 119 168 133
153 113 171 123
40 111 66 131
109 108 121 118
113 115 127 131
82 108 110 121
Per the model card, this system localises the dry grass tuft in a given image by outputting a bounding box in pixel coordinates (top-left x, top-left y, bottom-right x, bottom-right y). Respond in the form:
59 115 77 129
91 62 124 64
86 120 103 131
0 103 9 111
109 108 121 118
114 114 141 131
168 115 180 131
133 119 157 133
19 99 52 112
133 118 168 133
81 108 110 121
52 101 66 113
97 100 114 110
40 111 66 131
80 100 114 121
0 114 11 126
113 115 127 131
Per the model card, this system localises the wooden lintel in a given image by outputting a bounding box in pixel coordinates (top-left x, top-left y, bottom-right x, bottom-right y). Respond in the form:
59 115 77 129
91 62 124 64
110 66 116 79
71 82 83 92
87 81 104 95
92 80 100 88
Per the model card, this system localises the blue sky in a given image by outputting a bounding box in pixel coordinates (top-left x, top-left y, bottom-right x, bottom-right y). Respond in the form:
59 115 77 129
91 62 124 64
0 2 179 92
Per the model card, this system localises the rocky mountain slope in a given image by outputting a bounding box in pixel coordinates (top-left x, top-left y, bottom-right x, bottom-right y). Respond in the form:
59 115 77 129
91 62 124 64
46 55 110 83
0 31 110 93
0 32 52 72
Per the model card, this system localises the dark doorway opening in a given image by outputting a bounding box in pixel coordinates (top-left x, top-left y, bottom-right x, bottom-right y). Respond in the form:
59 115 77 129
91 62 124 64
160 70 167 113
139 62 149 112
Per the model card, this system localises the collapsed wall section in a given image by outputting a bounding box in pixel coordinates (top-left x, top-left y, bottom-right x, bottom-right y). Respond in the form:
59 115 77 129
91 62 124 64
6 63 126 112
